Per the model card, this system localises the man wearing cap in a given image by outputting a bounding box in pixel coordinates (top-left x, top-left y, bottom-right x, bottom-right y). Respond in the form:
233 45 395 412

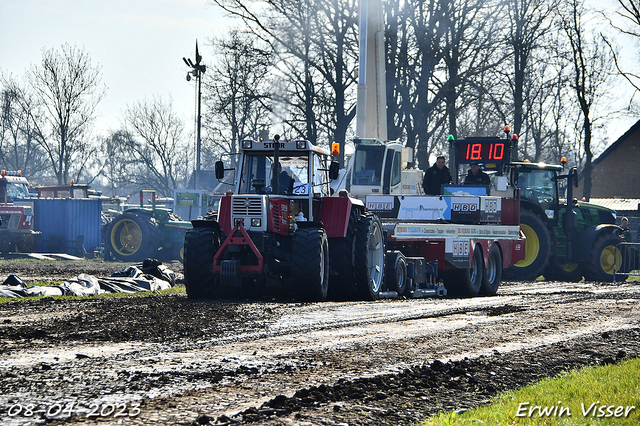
422 155 452 195
464 162 491 186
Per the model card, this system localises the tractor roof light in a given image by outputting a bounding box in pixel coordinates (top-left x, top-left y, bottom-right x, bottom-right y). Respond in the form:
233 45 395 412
504 126 511 133
296 140 307 149
512 134 518 140
242 140 253 149
332 142 340 157
561 157 567 164
447 134 454 142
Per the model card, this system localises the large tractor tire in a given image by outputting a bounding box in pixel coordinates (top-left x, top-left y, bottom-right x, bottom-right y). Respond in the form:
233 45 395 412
443 244 484 297
385 251 408 297
481 244 502 296
105 212 160 262
584 233 626 282
354 213 385 300
543 261 584 282
328 207 359 300
506 209 551 281
183 226 221 299
292 227 330 301
0 231 14 254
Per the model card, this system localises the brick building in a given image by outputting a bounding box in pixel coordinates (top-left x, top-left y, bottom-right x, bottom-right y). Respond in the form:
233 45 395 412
576 119 640 199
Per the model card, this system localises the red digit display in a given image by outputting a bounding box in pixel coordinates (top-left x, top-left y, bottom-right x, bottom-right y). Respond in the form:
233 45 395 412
456 140 510 164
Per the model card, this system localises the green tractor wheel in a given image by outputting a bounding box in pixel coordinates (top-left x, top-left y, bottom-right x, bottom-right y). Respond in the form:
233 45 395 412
543 261 584 282
105 212 160 262
584 233 626 282
506 209 551 281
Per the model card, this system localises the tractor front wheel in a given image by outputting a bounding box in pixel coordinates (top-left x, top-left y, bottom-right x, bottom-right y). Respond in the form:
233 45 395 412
584 233 626 282
0 232 14 254
105 212 160 262
543 261 584 282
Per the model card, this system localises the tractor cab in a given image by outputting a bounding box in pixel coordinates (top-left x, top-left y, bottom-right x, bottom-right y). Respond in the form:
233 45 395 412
0 171 30 204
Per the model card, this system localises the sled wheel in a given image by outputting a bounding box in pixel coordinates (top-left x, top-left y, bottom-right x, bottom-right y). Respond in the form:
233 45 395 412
481 244 502 295
444 244 484 297
385 251 408 297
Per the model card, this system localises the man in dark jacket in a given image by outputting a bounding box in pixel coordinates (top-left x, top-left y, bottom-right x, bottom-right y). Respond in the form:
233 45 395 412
463 161 491 185
422 155 452 195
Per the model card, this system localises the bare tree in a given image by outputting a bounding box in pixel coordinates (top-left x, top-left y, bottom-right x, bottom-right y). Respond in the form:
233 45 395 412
123 96 189 197
28 44 105 185
0 76 49 178
601 0 640 92
560 0 617 200
93 130 140 197
210 0 359 162
203 31 272 158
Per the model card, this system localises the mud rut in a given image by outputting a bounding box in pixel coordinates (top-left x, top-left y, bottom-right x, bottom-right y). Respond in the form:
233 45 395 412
1 261 639 426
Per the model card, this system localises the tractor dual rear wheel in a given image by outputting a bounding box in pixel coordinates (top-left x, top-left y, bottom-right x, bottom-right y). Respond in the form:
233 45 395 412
105 212 160 262
354 213 385 301
183 226 222 299
506 209 551 281
292 227 330 302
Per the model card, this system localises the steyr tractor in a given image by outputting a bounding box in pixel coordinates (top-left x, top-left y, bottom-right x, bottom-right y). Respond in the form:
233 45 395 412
183 136 385 301
102 190 192 262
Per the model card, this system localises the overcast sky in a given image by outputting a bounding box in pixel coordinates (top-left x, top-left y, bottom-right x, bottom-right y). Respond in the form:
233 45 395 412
0 0 228 135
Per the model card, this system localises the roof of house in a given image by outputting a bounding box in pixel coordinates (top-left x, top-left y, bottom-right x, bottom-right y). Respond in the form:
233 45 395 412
593 119 640 165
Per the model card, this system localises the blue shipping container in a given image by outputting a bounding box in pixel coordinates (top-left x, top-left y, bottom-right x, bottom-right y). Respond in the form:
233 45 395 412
32 198 102 255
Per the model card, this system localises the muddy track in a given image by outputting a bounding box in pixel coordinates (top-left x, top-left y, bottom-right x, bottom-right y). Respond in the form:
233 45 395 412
1 262 639 425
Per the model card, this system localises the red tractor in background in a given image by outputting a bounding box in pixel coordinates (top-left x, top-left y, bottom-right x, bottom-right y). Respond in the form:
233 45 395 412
183 136 385 301
0 170 40 253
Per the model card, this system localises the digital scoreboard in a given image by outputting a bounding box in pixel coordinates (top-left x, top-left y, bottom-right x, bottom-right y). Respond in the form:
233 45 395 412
454 138 511 166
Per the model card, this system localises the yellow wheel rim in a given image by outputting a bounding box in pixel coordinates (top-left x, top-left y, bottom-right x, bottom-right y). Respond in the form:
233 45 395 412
110 218 143 256
559 262 579 272
600 245 622 274
515 223 539 267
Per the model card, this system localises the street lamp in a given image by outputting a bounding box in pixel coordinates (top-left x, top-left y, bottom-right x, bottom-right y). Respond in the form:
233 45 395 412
183 40 206 190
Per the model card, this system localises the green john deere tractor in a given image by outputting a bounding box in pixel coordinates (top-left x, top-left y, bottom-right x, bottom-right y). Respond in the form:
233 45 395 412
102 190 192 262
507 162 625 282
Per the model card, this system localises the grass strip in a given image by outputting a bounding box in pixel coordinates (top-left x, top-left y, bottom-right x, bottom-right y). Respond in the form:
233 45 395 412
420 357 640 425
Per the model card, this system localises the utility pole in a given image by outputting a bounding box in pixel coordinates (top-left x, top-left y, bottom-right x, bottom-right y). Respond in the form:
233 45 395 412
183 40 206 190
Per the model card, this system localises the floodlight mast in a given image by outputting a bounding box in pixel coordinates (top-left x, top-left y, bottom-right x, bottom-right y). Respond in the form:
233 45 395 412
183 40 206 190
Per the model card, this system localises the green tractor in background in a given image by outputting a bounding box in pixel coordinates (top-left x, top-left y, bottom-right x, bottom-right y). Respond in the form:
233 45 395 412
102 190 192 262
507 161 626 282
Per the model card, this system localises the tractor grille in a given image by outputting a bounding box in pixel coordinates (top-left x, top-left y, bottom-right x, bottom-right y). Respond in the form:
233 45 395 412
232 197 263 216
272 202 281 232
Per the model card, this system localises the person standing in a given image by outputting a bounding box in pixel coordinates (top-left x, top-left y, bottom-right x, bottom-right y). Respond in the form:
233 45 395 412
617 217 632 242
463 161 491 186
422 155 452 195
